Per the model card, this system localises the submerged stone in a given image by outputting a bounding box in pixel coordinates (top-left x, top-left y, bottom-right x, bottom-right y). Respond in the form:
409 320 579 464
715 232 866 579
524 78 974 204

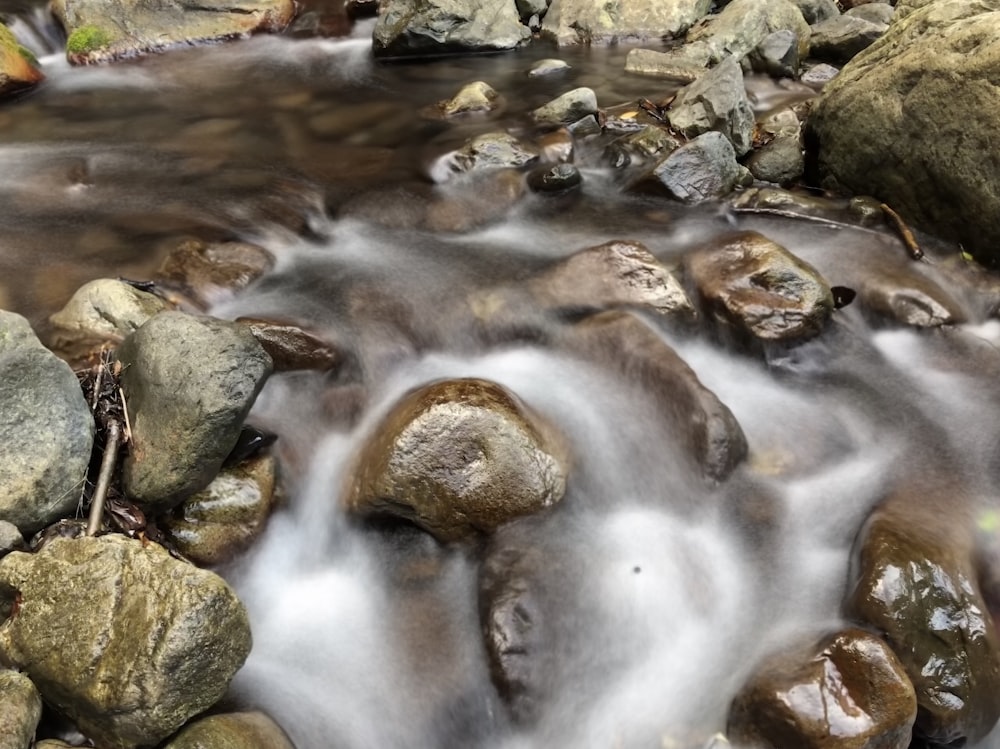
438 80 500 116
154 239 275 311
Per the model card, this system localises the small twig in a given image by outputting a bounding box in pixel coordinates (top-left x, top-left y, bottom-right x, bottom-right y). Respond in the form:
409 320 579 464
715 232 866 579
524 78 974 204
118 387 133 444
730 206 860 231
87 422 121 537
90 360 104 413
880 203 925 261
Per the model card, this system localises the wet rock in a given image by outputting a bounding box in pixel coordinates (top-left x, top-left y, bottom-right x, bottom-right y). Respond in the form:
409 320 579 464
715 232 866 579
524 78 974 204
540 0 712 45
623 47 707 82
0 668 42 749
154 239 275 311
859 269 966 328
161 453 277 566
685 0 811 64
801 61 839 88
636 131 753 203
668 56 755 157
745 110 804 185
434 132 538 181
438 80 499 116
728 628 916 749
682 231 834 344
0 23 43 96
809 1 1000 266
792 0 840 25
530 87 598 126
528 58 570 77
53 0 294 64
0 534 252 749
235 317 340 372
48 278 169 347
346 378 567 542
373 0 530 58
0 311 94 534
161 711 295 749
530 240 693 318
117 311 273 513
535 127 574 163
847 495 1000 745
615 125 684 164
425 169 527 232
0 521 24 558
559 311 747 481
526 163 581 193
809 14 886 63
749 29 801 78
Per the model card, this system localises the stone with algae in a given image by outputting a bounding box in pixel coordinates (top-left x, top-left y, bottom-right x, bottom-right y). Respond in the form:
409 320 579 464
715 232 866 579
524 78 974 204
0 534 252 749
0 23 43 97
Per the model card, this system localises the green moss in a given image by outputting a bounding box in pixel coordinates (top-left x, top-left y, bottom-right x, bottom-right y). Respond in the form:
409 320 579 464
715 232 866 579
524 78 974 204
66 25 111 56
17 46 37 66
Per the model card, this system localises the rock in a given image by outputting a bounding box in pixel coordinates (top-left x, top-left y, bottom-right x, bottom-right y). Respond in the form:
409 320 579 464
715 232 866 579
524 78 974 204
161 453 277 566
635 131 752 203
809 0 1000 266
346 378 567 542
528 58 570 77
372 0 530 58
0 23 43 97
685 0 811 64
234 317 340 372
847 493 1000 745
0 669 42 749
668 56 755 157
808 14 887 63
516 0 549 24
540 0 712 45
530 240 694 318
161 711 294 749
535 127 574 163
559 311 747 481
48 279 169 345
433 132 538 181
52 0 294 64
748 29 801 78
0 311 94 534
526 163 582 193
682 231 834 345
154 239 275 311
845 2 894 25
614 125 684 165
0 521 24 558
0 534 252 749
438 80 499 116
800 61 839 87
623 47 708 82
425 169 527 232
117 311 273 513
728 628 916 749
530 87 598 126
745 111 804 185
791 0 840 24
859 269 966 328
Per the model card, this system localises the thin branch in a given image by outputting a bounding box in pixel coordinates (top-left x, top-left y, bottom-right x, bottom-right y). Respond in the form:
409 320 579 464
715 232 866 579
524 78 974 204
86 422 121 537
880 203 925 261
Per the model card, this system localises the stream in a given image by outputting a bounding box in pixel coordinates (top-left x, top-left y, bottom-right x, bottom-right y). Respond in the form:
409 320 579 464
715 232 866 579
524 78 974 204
3 5 1000 749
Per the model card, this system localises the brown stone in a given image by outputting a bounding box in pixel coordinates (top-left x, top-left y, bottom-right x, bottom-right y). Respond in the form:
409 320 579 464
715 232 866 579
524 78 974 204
154 239 274 310
235 317 340 372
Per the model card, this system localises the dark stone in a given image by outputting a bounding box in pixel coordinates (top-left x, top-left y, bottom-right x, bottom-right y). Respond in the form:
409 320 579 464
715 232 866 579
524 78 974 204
235 317 340 372
637 131 752 203
749 29 801 78
526 163 582 193
809 14 887 64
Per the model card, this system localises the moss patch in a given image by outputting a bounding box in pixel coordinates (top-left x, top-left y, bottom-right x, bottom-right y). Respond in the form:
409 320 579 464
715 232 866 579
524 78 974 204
66 25 112 56
17 45 37 66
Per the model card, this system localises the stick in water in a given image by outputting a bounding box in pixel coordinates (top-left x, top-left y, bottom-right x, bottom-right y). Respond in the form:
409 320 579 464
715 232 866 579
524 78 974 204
880 203 925 261
86 422 122 537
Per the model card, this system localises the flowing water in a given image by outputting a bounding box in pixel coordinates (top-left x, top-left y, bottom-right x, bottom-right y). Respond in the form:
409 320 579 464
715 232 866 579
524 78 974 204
3 6 1000 748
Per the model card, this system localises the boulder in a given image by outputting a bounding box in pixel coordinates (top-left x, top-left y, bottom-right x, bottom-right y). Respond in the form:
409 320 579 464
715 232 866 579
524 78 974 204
847 490 1000 745
748 29 801 78
0 23 43 97
530 87 598 126
0 311 94 534
728 628 916 749
0 522 24 558
117 311 273 513
667 56 755 157
346 378 567 542
48 278 169 345
52 0 294 64
809 0 1000 266
845 3 894 25
540 0 712 45
0 669 42 749
808 14 887 63
161 711 294 749
161 453 278 566
792 0 840 24
373 0 530 58
684 0 811 64
635 131 752 203
682 231 834 345
0 534 252 749
559 311 747 481
154 239 275 311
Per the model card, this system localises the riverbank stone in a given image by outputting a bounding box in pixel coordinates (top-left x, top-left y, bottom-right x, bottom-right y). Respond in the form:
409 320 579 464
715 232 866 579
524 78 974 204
684 0 811 65
346 378 567 542
0 23 43 96
530 87 598 126
540 0 712 45
0 311 94 534
668 56 754 157
52 0 295 64
117 311 273 513
0 534 252 749
635 131 752 203
809 0 1000 267
161 711 294 749
808 14 887 63
48 278 169 346
682 231 834 345
728 628 916 749
373 0 530 58
0 668 42 749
